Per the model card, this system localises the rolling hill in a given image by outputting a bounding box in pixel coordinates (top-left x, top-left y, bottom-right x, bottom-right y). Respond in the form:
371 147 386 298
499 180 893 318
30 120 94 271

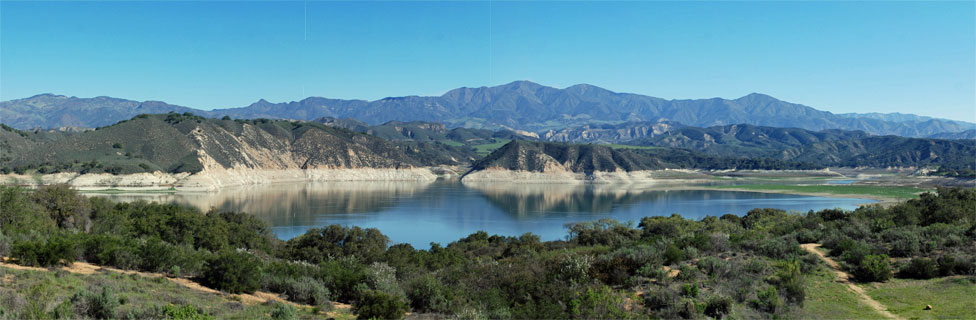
0 114 469 176
629 124 976 169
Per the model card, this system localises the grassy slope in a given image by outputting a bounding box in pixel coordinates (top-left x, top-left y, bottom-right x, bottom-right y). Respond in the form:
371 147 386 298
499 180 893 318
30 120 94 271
473 138 512 155
0 266 353 319
801 267 886 319
866 276 976 319
712 184 929 199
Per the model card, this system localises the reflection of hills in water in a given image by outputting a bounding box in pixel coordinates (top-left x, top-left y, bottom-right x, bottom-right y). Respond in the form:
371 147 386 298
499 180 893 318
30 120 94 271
463 182 802 218
95 181 432 227
464 182 682 217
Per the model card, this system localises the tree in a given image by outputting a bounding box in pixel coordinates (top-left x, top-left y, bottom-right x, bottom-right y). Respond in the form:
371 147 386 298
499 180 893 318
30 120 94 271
201 250 262 294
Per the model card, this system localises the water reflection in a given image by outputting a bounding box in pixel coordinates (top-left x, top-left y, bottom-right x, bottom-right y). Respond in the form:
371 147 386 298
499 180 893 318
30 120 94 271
94 181 875 247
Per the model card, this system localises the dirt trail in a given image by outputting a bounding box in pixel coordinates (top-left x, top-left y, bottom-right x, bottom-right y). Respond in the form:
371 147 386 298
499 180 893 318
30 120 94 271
800 244 903 320
0 258 321 310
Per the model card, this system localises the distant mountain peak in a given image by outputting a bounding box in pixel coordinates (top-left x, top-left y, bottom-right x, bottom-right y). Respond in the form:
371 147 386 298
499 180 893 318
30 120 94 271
737 92 777 100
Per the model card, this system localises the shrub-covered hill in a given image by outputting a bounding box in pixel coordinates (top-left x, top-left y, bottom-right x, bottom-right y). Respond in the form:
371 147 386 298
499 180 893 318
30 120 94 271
631 124 976 170
468 140 821 174
1 185 973 319
0 113 472 175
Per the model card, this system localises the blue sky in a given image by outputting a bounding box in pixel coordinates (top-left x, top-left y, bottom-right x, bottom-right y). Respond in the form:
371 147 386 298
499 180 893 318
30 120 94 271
1 1 973 122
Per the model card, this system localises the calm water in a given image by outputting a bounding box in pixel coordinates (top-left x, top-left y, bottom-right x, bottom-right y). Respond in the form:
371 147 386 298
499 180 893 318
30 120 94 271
96 181 874 247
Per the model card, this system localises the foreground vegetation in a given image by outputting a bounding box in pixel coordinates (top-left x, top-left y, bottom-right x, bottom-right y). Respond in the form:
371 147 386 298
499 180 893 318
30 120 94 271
0 185 972 319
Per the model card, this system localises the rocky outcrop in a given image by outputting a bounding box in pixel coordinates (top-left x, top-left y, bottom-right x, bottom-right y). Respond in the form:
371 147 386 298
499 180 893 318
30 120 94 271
542 121 679 143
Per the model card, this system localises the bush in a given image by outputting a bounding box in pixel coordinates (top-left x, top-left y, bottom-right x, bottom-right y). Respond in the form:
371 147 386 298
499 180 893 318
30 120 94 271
938 254 976 276
159 304 214 320
70 287 120 319
264 276 331 306
269 302 298 320
407 275 451 313
853 254 892 282
354 290 408 320
900 258 938 279
11 233 80 267
681 283 699 298
31 184 92 231
201 250 262 294
704 296 732 319
566 218 639 246
81 234 141 269
138 237 208 276
365 262 404 298
567 286 629 319
752 286 780 313
664 245 685 265
643 287 678 312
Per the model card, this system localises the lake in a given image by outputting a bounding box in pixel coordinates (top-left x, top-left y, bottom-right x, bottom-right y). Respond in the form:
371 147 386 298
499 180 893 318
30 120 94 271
95 181 875 247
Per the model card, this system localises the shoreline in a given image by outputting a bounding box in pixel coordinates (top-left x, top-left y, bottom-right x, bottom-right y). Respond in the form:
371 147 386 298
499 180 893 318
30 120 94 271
0 167 441 192
694 186 918 206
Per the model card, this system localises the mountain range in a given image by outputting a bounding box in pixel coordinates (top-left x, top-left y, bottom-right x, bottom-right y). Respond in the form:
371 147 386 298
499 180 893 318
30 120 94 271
2 81 972 137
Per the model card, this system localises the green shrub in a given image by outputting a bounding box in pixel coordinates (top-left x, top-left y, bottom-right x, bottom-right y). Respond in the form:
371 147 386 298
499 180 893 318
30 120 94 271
704 296 732 319
566 286 629 319
752 286 780 313
681 283 699 298
201 250 262 294
407 275 451 313
900 258 938 279
643 287 678 312
834 239 873 265
664 245 685 265
264 276 331 307
159 304 214 320
81 234 141 269
566 218 639 246
70 287 120 319
854 254 892 282
269 302 298 320
365 262 404 298
353 290 408 320
138 237 208 275
284 225 389 264
938 254 976 276
11 233 80 267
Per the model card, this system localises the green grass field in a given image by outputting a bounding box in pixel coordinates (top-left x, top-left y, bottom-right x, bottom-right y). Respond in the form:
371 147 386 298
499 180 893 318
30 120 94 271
438 140 465 147
473 139 512 155
711 184 930 199
865 276 976 319
801 267 886 319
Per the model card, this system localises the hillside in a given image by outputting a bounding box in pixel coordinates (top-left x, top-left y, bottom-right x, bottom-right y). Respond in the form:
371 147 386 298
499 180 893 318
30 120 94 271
3 82 973 137
469 141 666 174
633 124 871 157
630 124 976 169
784 136 976 168
541 120 681 143
0 113 465 177
464 141 820 182
926 129 976 140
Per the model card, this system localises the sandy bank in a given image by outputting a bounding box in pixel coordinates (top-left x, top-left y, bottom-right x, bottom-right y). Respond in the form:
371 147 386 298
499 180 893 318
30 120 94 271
0 167 438 192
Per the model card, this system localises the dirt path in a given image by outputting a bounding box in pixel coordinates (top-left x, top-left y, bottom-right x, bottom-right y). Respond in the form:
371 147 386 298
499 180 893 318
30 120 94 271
801 244 903 320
